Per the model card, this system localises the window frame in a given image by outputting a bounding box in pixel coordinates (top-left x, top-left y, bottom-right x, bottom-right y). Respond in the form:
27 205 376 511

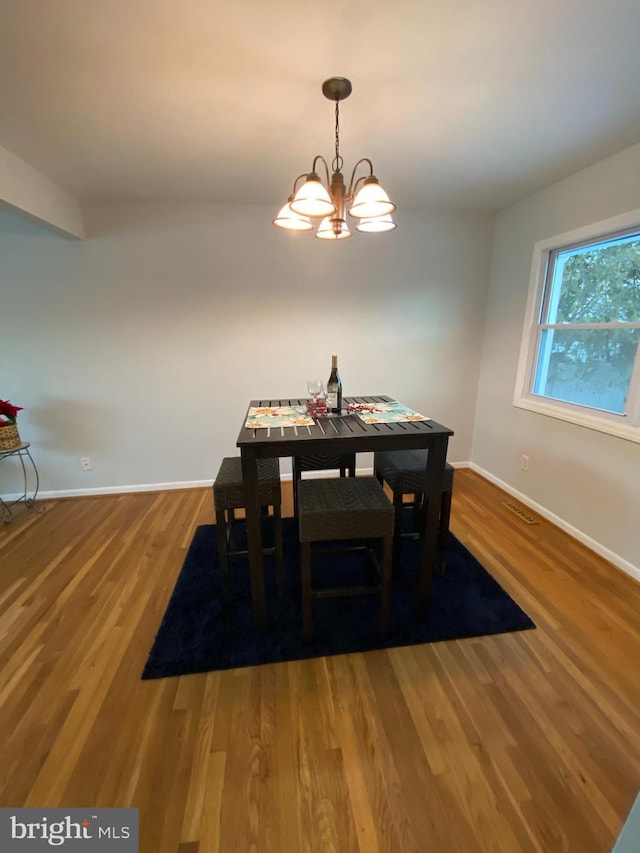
513 208 640 445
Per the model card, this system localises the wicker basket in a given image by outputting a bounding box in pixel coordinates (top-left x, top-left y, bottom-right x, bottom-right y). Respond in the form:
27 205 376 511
0 422 21 451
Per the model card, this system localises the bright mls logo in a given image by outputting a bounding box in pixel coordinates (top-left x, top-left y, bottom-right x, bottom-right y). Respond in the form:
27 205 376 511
0 808 138 851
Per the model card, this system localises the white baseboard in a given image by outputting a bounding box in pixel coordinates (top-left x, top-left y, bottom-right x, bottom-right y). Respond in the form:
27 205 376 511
469 462 640 584
1 479 214 501
0 470 342 502
5 461 637 584
0 470 339 502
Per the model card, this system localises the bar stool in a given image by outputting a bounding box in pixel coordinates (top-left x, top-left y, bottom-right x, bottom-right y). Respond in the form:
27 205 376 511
292 452 356 517
212 456 283 602
374 449 455 573
297 477 394 640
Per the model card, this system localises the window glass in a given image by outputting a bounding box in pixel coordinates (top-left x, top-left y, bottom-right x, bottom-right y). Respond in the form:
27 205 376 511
533 327 639 414
547 234 640 324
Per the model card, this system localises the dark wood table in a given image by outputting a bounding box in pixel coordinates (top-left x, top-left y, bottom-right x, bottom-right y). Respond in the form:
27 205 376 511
236 396 454 633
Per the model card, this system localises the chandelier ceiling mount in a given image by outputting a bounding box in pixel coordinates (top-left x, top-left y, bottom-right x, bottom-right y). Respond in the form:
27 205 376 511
321 76 352 102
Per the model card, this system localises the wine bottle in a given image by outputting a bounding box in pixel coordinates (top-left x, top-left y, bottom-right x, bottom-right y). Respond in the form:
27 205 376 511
326 354 342 414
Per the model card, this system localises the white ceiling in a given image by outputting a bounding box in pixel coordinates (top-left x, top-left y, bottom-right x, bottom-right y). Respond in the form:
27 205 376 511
2 0 640 213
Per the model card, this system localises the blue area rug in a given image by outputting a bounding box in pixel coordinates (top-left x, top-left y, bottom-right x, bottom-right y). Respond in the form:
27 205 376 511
142 517 535 678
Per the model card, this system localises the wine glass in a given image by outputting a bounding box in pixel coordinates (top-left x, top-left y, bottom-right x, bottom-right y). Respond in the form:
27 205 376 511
306 379 324 402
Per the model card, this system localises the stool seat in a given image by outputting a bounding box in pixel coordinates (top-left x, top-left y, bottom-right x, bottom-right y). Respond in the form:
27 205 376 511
292 452 356 517
298 477 393 640
374 450 454 574
213 457 281 510
298 476 393 542
213 456 283 602
375 450 454 495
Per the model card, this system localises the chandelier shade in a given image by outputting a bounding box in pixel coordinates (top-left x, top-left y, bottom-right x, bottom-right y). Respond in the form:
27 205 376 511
289 174 336 218
356 214 397 233
316 217 352 240
349 177 396 219
272 199 314 231
274 77 396 240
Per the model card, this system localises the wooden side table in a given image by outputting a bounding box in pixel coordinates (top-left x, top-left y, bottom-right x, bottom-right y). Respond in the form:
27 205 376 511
0 441 41 523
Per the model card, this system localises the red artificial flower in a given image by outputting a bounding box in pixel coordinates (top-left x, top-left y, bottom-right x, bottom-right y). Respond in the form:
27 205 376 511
0 399 23 423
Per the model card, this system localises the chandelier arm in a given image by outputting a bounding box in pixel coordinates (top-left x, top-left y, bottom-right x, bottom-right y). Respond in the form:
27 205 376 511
350 175 368 199
312 155 332 187
346 158 374 198
291 173 309 196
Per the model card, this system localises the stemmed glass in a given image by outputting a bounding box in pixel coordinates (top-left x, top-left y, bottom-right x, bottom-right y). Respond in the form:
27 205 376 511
306 379 324 402
306 379 326 417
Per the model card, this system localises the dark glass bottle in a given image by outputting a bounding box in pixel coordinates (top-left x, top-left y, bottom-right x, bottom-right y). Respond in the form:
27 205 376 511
326 354 342 414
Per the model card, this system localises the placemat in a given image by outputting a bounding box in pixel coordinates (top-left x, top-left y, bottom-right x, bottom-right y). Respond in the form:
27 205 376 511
245 406 314 428
348 401 430 424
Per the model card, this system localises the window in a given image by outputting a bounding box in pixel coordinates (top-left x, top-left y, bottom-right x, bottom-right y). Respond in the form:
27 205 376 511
514 209 640 443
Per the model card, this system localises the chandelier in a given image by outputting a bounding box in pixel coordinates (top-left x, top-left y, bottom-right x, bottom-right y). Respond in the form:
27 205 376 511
273 77 396 240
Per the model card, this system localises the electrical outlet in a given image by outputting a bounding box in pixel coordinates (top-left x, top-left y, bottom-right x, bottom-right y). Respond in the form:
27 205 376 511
80 456 93 471
520 454 529 471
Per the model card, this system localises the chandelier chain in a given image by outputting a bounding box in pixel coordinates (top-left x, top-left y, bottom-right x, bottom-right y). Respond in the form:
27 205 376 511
333 100 343 174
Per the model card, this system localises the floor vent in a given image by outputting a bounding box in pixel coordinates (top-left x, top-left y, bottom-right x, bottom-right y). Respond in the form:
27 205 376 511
501 501 539 525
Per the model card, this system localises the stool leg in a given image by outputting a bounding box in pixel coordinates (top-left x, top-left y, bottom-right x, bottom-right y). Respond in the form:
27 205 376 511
380 534 392 637
293 468 301 519
392 489 404 566
301 541 313 641
413 491 424 533
438 489 452 575
216 508 231 603
273 503 284 593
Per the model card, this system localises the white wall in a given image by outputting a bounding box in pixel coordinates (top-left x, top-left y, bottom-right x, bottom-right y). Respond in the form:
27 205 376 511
473 142 640 579
0 201 493 495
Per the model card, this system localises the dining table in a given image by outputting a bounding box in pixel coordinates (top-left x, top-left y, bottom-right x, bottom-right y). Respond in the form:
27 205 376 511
236 395 454 633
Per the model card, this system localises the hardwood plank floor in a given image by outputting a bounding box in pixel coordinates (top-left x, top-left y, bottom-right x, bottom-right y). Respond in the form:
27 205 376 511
0 469 638 852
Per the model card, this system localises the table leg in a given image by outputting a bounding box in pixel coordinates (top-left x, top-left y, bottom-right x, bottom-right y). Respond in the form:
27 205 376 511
417 437 449 615
0 496 11 523
241 449 267 634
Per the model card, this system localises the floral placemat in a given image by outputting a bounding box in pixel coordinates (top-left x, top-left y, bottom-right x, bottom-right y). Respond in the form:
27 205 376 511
348 401 430 424
245 401 430 428
245 406 314 429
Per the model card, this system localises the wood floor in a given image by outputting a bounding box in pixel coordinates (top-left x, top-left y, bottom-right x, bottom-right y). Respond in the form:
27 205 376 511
0 469 638 852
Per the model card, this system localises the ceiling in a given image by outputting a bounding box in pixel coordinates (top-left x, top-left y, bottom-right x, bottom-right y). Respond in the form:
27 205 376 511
2 0 640 213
